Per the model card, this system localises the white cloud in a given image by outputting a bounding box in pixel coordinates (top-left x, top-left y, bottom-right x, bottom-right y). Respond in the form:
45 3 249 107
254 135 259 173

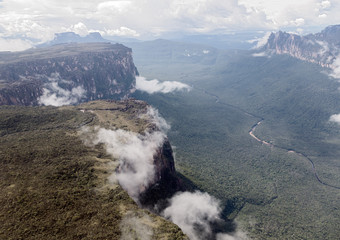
0 37 33 51
97 1 132 13
81 106 169 202
136 76 191 94
162 191 249 240
65 22 89 36
38 73 86 106
330 114 340 124
320 0 331 9
250 31 272 49
105 26 140 37
0 0 338 50
0 0 339 50
140 106 171 133
162 191 222 240
93 128 165 201
291 18 305 26
252 52 267 57
329 55 340 79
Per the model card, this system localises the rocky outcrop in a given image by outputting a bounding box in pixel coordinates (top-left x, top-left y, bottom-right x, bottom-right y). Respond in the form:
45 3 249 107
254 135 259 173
139 139 184 206
261 25 340 68
0 42 138 106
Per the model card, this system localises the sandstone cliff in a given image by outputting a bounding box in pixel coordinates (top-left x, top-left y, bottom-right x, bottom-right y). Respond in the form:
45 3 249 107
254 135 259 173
261 25 340 68
0 43 138 106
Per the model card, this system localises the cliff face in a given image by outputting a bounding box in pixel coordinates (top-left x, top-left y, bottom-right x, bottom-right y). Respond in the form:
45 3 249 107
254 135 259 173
0 100 187 239
77 100 184 206
262 25 340 68
139 139 183 206
0 43 138 106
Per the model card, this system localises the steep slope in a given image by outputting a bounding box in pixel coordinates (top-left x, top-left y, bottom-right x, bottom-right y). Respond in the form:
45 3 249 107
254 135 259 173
0 100 187 240
261 25 340 68
0 43 138 106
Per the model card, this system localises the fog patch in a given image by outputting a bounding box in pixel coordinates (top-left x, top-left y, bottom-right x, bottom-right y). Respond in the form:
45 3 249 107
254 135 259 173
136 76 191 94
120 212 153 240
38 73 86 106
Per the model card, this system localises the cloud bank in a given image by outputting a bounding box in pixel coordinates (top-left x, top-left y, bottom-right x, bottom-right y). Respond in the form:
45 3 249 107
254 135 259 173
38 73 86 106
136 76 191 94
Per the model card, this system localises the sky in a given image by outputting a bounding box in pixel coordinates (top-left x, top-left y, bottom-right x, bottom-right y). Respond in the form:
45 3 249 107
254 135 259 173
0 0 339 51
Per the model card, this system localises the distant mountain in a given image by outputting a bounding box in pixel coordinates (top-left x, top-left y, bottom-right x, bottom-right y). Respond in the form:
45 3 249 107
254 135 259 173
125 39 219 66
261 25 340 68
37 32 109 47
173 32 263 50
0 42 138 106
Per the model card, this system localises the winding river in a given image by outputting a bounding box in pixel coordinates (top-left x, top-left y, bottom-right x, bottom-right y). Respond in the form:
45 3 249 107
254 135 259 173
195 86 340 190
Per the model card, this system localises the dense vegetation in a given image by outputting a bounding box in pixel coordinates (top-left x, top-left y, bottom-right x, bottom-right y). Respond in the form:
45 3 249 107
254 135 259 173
131 40 340 239
0 103 187 240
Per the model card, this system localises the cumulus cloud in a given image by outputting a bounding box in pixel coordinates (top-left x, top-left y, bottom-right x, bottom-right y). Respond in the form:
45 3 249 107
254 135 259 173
136 76 191 94
38 73 86 106
329 114 340 124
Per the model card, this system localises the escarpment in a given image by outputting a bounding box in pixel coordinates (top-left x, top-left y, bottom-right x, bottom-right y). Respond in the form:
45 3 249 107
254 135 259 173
0 43 138 106
261 25 340 68
78 100 184 206
0 100 187 240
